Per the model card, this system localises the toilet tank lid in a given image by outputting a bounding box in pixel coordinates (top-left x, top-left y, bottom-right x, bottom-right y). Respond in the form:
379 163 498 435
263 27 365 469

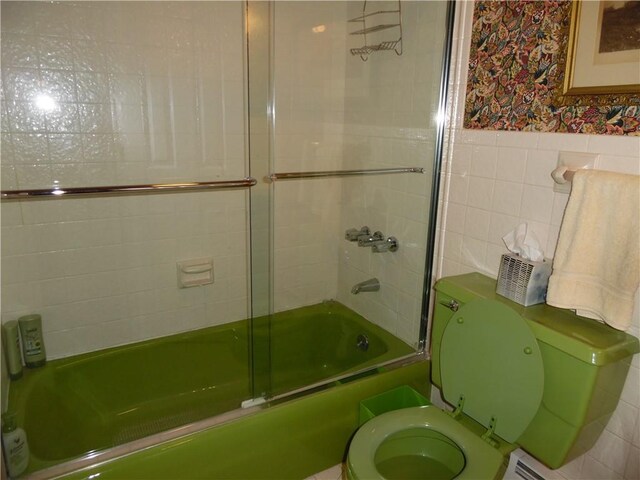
435 273 640 366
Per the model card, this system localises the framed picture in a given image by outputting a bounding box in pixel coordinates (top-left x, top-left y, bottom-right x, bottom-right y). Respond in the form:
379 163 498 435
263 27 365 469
564 0 640 96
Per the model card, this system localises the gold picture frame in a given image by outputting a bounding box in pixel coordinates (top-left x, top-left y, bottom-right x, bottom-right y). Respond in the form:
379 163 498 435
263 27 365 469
563 1 640 98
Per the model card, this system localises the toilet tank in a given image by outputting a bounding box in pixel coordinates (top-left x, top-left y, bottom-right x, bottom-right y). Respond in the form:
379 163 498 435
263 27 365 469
431 273 639 469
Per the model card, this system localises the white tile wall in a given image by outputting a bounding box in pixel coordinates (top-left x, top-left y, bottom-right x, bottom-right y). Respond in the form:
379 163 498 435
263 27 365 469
272 2 348 313
436 2 640 479
272 1 448 348
1 2 250 359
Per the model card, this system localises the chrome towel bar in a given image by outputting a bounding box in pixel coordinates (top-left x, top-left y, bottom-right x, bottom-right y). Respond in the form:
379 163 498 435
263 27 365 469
267 167 423 182
1 178 258 200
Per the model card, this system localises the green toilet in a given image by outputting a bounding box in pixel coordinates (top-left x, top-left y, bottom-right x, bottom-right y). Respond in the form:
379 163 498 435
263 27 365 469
347 273 639 480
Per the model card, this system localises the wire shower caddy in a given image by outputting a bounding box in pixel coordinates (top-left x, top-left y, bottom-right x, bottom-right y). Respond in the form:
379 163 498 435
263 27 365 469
349 0 403 61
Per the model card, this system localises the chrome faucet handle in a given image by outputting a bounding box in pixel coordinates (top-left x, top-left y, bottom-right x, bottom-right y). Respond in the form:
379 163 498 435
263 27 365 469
357 231 384 247
372 236 399 253
345 226 370 242
345 228 360 241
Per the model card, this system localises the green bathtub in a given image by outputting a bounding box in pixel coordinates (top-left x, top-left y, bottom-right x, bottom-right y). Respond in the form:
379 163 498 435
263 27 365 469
8 301 414 475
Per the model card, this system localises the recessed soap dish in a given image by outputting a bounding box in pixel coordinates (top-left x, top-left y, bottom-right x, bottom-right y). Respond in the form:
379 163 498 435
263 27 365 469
177 258 213 288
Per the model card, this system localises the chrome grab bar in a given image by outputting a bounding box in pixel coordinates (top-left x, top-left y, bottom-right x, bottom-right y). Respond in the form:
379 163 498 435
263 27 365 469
1 178 258 200
267 167 423 182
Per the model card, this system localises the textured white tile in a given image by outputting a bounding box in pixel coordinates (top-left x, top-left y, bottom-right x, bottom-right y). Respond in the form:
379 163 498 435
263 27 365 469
488 212 519 246
597 154 640 176
10 133 49 164
443 231 463 263
1 164 18 189
6 100 46 133
559 454 584 479
48 133 84 163
446 202 466 234
588 134 640 158
2 67 40 102
1 34 40 68
525 149 558 188
580 455 623 480
540 133 590 153
624 445 639 480
470 145 498 178
0 203 23 227
496 131 539 149
485 243 506 277
451 143 472 174
606 400 639 443
590 429 632 474
463 207 490 241
496 147 527 183
467 176 494 210
520 185 554 224
461 236 487 271
491 180 523 217
459 129 496 146
621 366 640 408
15 164 53 189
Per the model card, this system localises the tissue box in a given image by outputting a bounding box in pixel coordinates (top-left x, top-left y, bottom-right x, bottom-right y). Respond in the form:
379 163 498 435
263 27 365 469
496 253 552 306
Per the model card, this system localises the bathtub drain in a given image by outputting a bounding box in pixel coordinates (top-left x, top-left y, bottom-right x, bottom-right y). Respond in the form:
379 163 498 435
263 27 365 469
356 334 369 351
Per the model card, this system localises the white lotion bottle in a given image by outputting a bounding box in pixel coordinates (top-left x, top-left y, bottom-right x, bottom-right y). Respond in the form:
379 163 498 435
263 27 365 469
1 412 29 477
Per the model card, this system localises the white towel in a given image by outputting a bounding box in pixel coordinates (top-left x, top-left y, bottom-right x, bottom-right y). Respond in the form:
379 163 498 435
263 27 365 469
546 170 640 331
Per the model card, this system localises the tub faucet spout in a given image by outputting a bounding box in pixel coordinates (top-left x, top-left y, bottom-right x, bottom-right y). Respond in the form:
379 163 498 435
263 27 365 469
351 278 380 295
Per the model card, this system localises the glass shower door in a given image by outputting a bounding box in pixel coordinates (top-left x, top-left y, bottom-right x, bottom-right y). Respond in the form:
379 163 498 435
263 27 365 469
1 1 255 473
260 0 451 398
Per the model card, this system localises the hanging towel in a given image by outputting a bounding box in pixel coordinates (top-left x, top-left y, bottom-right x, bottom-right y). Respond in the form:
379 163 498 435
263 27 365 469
546 170 640 331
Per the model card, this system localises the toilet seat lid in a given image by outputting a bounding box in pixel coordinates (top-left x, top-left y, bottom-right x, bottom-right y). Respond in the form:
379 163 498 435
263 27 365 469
440 299 544 443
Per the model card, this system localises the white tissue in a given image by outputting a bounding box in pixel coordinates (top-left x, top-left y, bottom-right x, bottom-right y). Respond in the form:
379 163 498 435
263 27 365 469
502 223 544 262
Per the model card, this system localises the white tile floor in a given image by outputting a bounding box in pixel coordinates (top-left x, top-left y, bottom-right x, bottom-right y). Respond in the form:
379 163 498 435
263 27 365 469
305 463 344 480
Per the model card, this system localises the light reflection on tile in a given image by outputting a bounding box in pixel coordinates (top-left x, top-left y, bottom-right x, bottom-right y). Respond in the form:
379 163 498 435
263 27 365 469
45 102 80 133
7 100 47 132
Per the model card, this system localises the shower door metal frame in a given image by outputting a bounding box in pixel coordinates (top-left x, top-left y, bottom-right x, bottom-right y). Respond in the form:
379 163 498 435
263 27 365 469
246 0 275 401
253 0 458 402
418 0 456 353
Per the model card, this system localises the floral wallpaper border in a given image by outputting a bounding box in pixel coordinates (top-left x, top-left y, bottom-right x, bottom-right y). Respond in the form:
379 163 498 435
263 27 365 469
464 0 640 135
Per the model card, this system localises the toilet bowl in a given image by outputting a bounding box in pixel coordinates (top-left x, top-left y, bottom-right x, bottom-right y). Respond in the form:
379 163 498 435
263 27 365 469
347 406 503 480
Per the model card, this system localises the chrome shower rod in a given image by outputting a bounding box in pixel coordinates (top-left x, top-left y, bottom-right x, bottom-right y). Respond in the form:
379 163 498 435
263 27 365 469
1 178 257 200
268 167 423 182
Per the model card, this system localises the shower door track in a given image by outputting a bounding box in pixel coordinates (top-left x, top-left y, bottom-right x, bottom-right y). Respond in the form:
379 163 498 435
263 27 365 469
0 177 258 200
267 166 423 181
